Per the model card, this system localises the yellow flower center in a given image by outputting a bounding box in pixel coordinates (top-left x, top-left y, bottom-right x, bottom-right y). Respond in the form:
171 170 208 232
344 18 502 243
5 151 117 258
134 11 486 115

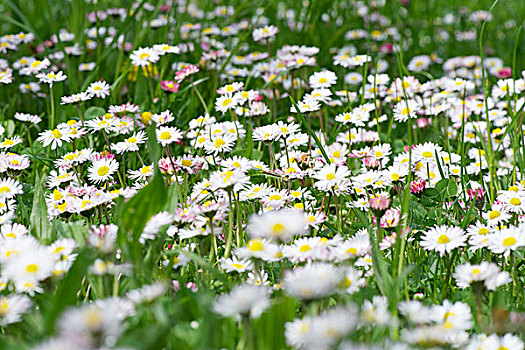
502 237 516 247
248 239 264 251
26 264 38 273
52 129 62 138
489 211 500 220
272 223 285 235
510 198 521 206
437 235 450 244
214 138 225 148
299 245 311 252
97 166 110 176
160 131 171 140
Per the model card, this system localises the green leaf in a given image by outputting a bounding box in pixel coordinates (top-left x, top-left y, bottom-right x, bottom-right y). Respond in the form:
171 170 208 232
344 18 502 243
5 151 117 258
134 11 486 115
146 124 161 164
164 181 179 214
30 173 52 243
84 106 106 121
446 180 458 197
434 179 448 194
420 188 441 207
117 167 168 275
45 248 97 334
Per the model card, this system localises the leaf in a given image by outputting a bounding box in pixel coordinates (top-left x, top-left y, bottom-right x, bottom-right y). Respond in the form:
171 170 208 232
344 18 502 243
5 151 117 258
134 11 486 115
117 168 167 245
446 180 458 197
420 188 441 208
30 173 52 243
45 248 97 334
146 124 161 164
434 179 448 194
164 181 179 214
84 106 105 121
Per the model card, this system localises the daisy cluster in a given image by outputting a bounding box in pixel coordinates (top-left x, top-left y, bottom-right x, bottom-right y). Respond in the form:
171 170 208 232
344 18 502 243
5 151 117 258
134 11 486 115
0 0 523 349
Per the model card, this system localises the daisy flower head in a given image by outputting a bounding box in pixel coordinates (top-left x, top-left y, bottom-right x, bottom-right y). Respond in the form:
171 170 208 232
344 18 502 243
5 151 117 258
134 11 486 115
309 70 337 89
420 225 466 256
283 262 343 300
87 80 110 99
252 25 279 42
215 94 238 113
36 71 67 86
156 126 183 147
487 226 525 257
60 92 93 105
88 158 119 184
247 209 308 242
453 262 511 290
153 44 180 55
213 284 270 320
204 133 236 155
290 98 321 114
14 112 41 124
0 178 23 200
393 99 420 122
217 82 244 95
161 80 179 93
0 294 32 326
482 203 511 227
130 47 160 67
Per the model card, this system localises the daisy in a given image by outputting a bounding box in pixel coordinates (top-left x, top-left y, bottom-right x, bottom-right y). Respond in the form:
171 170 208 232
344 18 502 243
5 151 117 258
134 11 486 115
393 99 420 122
130 47 160 66
420 225 467 256
3 245 55 284
156 126 183 147
204 134 236 155
0 69 13 84
153 44 180 55
290 98 321 113
87 80 110 98
128 164 153 181
21 58 50 74
113 131 147 153
0 294 32 326
14 112 41 124
88 158 119 184
0 136 23 149
0 178 23 199
252 25 279 42
487 226 525 257
309 70 337 88
215 94 237 113
36 71 67 86
60 92 93 105
247 209 307 242
85 116 120 133
313 164 351 190
283 263 342 300
219 256 253 273
453 262 511 290
217 82 244 95
482 203 511 227
37 128 71 150
213 284 270 319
